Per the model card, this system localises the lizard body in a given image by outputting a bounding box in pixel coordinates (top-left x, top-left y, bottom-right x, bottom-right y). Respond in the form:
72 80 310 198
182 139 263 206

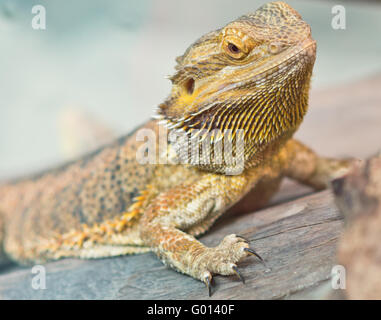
0 2 351 294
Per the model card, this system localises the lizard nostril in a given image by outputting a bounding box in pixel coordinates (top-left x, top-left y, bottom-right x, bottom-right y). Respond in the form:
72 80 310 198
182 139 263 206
184 78 195 95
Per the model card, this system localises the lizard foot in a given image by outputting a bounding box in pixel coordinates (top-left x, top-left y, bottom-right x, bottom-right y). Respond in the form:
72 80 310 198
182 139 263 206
197 234 263 296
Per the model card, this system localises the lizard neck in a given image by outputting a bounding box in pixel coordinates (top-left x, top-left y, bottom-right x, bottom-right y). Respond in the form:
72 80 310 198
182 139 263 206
163 65 312 174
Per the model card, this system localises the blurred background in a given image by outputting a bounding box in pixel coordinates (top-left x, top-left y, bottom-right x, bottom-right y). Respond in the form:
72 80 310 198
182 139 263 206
1 0 381 179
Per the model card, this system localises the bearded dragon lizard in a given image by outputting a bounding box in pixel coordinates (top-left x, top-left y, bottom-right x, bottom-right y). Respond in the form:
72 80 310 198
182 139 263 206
0 2 351 295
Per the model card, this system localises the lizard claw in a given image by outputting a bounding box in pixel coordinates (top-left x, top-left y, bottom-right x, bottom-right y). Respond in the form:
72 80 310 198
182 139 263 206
236 235 250 243
203 272 213 297
232 265 245 284
244 247 265 265
198 235 265 297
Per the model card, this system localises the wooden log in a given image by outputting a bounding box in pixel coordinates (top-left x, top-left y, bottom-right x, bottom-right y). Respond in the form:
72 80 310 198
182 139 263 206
0 190 342 300
333 155 381 299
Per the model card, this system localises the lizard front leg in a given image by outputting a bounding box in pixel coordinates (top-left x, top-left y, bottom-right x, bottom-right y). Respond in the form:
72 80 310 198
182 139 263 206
283 139 354 190
139 171 265 295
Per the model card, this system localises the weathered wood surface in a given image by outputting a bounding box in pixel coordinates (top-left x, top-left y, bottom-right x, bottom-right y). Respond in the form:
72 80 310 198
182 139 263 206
0 74 380 299
0 191 341 300
334 155 381 299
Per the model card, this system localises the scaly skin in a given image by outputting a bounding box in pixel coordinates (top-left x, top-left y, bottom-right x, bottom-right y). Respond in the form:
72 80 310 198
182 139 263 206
0 2 351 294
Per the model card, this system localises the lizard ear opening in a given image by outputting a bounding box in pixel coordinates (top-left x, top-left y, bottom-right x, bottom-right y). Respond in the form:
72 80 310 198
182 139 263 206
184 78 195 95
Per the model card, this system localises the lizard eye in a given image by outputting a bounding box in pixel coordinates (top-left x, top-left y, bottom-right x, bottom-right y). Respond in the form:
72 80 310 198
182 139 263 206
228 43 240 54
222 36 248 60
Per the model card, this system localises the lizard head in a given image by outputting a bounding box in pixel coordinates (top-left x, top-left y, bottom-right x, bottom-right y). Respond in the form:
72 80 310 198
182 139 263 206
157 1 316 170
